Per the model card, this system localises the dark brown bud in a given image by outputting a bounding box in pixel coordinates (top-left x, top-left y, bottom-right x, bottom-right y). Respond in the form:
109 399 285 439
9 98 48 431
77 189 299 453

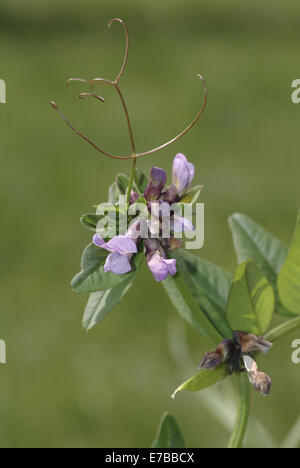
252 371 272 396
199 339 231 370
243 356 272 396
235 331 272 355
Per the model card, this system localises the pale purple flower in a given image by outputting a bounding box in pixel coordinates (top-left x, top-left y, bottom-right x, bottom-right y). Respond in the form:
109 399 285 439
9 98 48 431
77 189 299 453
93 234 137 275
172 153 195 194
145 241 177 282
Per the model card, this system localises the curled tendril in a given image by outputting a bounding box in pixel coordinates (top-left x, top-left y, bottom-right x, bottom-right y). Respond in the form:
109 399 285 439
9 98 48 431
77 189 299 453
108 18 129 84
51 18 208 160
78 93 105 103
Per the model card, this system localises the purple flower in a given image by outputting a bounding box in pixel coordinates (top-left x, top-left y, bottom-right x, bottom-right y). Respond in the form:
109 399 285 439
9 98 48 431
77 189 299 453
93 234 137 275
172 153 195 194
151 166 167 186
145 240 177 282
144 166 167 201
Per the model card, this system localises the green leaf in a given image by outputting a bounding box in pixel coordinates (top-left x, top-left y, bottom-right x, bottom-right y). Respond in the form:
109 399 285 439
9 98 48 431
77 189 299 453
229 213 288 287
108 182 121 204
152 413 186 449
71 243 144 294
278 211 300 315
83 276 137 330
162 273 223 344
80 213 108 232
134 167 148 193
116 173 129 195
172 249 233 338
229 213 291 318
180 185 203 204
226 259 275 335
171 364 227 399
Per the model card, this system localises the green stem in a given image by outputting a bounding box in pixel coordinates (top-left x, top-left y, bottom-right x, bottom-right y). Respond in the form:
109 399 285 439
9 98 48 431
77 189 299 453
227 372 250 449
265 315 300 342
126 156 137 205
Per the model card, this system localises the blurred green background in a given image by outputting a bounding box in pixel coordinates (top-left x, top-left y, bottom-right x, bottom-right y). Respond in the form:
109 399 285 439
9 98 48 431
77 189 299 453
0 0 300 448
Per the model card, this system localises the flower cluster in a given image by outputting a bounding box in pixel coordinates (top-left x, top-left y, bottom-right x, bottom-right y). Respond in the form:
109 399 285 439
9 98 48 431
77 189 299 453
93 153 198 282
199 331 273 396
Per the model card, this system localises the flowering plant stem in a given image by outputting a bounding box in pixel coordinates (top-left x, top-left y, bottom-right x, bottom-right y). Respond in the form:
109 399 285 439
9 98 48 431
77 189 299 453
264 315 300 343
227 372 250 449
126 156 137 205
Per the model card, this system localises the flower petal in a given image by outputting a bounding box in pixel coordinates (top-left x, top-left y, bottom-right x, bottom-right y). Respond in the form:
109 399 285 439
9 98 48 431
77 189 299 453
172 216 195 233
105 235 137 254
163 258 177 276
104 252 132 275
93 234 107 248
172 154 190 193
151 166 167 186
146 251 169 282
187 162 195 186
144 181 163 201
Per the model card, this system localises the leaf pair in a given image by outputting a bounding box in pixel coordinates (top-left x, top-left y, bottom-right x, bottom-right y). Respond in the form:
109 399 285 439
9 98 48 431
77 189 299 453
230 212 300 318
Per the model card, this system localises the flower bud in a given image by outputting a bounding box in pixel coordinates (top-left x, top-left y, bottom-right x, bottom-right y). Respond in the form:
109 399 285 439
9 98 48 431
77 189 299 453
130 191 140 205
199 339 232 370
172 153 195 194
243 356 272 396
235 331 272 355
144 166 167 201
162 185 178 204
151 167 167 186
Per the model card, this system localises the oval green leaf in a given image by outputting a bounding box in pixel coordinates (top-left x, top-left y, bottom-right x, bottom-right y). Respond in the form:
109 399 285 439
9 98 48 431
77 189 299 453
226 259 275 335
171 364 227 399
278 211 300 315
172 249 233 338
83 275 138 330
229 213 288 286
116 173 130 195
134 167 149 193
